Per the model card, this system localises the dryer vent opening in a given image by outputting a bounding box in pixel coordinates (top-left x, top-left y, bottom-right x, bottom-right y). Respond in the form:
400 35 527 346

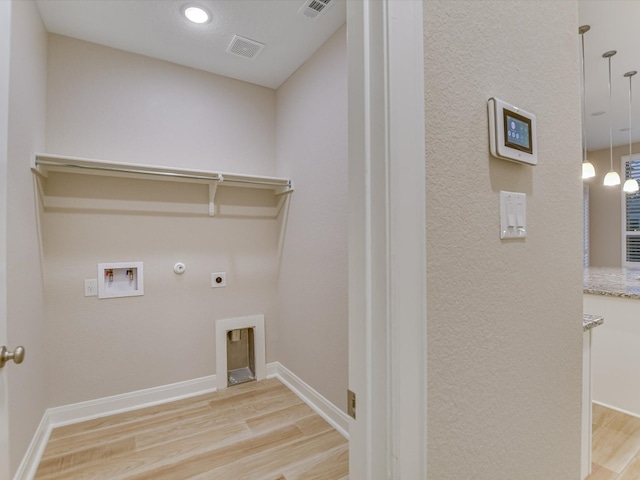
216 314 266 391
226 328 256 386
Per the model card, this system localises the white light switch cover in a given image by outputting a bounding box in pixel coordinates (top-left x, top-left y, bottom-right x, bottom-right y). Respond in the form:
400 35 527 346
500 191 527 239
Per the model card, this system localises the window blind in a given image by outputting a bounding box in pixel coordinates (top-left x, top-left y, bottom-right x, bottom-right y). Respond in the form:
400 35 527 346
625 159 640 262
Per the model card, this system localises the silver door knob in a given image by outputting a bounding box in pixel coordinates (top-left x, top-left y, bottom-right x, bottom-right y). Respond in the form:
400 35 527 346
0 345 25 368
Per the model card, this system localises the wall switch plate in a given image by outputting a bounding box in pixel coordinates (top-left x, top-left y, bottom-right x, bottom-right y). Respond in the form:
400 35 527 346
211 272 226 288
500 191 527 239
84 278 98 297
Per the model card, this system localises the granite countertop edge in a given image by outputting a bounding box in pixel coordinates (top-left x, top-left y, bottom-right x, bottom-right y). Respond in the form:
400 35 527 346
584 288 640 299
583 314 604 331
584 267 640 300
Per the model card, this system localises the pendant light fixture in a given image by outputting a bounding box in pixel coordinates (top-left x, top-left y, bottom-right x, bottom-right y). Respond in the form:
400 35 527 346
623 71 639 193
580 26 596 179
603 50 621 186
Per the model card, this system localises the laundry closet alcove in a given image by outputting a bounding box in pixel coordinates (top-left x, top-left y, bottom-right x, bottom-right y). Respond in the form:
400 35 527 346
34 149 293 409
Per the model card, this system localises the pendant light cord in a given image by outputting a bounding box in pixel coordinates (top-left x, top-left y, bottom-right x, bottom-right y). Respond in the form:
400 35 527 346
581 32 588 164
630 75 633 161
624 70 638 192
609 54 614 171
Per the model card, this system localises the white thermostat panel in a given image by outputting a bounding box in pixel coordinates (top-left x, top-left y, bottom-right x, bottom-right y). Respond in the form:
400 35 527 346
488 97 537 165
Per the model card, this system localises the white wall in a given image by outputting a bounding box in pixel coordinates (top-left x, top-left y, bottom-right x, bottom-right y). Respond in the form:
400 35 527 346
425 1 584 477
5 0 48 474
43 36 280 407
275 26 347 411
46 34 276 176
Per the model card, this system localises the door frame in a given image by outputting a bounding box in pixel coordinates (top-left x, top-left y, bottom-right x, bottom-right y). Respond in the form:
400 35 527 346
0 1 11 478
348 1 427 478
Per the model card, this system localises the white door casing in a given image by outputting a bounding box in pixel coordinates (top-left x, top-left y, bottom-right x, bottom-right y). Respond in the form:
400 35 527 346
348 1 427 478
0 1 11 478
386 1 427 477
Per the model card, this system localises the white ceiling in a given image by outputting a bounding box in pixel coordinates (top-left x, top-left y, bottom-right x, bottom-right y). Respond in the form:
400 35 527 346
579 1 640 151
34 0 346 90
34 1 627 152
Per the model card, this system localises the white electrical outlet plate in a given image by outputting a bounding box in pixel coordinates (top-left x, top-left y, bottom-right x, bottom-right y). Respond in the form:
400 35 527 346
84 278 98 297
211 272 226 288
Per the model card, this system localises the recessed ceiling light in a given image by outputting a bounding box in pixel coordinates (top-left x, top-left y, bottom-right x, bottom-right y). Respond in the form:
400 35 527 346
184 6 210 24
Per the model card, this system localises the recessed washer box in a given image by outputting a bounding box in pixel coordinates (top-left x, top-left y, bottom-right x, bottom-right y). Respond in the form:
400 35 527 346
97 262 144 299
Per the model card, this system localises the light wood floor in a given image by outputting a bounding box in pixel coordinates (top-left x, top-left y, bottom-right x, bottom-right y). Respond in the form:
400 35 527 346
587 404 640 479
34 378 349 480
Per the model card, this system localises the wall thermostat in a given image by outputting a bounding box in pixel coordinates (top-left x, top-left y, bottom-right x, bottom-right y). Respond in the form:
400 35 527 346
488 97 537 165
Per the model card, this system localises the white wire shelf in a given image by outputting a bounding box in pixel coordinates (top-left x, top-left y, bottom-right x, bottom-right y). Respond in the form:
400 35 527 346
31 153 293 217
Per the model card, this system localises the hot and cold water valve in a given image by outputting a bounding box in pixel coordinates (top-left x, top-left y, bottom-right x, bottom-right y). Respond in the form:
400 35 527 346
96 262 144 299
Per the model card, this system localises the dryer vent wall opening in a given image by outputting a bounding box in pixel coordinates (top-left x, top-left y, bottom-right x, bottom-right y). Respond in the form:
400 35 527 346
227 328 256 386
215 314 266 391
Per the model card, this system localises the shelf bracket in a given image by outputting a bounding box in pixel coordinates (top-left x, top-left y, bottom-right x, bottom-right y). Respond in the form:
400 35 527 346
208 177 223 217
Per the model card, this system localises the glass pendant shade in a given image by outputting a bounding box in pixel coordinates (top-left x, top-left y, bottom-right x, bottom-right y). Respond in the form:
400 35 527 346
624 178 639 193
582 161 596 178
604 170 621 186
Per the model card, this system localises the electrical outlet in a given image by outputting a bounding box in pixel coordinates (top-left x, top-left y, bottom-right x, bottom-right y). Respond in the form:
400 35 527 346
211 272 226 288
84 278 98 297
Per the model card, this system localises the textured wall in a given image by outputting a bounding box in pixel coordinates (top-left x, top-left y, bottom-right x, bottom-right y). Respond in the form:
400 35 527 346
275 26 348 412
425 1 584 478
586 142 640 267
43 36 280 407
5 0 48 474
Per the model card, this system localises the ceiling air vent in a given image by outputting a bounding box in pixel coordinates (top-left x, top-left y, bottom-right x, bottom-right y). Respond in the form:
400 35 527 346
226 35 265 60
298 0 333 19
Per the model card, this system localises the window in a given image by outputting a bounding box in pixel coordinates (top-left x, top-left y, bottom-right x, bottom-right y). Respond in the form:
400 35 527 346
623 155 640 265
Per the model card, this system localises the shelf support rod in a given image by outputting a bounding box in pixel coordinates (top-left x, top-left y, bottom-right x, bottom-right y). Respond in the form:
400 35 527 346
208 177 223 216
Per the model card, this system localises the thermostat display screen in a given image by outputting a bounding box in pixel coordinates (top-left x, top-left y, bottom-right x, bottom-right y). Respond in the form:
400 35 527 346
504 109 532 154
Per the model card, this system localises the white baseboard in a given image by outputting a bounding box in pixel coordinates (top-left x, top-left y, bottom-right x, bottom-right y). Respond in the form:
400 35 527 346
15 362 348 479
13 410 51 480
593 400 640 420
269 362 349 439
47 375 217 428
14 374 217 480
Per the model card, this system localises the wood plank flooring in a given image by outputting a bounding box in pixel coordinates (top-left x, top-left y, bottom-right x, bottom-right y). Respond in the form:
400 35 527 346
34 378 349 480
587 404 640 480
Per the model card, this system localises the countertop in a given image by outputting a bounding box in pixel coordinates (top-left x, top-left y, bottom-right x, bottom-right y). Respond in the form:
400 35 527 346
583 314 604 331
584 267 640 299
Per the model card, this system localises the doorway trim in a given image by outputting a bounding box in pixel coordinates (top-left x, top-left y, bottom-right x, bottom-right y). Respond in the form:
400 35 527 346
348 0 427 478
0 1 11 478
